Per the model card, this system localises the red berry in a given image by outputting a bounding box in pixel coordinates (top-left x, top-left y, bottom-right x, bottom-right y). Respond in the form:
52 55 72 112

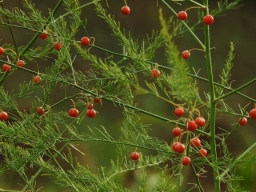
177 11 187 20
199 148 208 157
172 142 185 153
249 109 256 119
54 42 62 50
239 117 247 126
2 64 11 72
182 50 190 59
0 111 8 121
172 127 182 137
34 76 42 84
94 98 101 103
86 109 96 118
39 31 48 39
16 60 25 67
86 102 94 109
195 117 206 127
203 15 214 25
68 108 79 117
187 120 198 131
181 156 191 166
190 137 201 148
150 68 161 78
121 6 130 15
81 37 90 46
37 107 45 115
130 151 140 160
0 47 4 55
174 107 184 117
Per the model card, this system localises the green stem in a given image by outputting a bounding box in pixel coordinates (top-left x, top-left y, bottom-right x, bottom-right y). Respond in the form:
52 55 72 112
215 78 256 101
191 164 204 192
203 0 220 191
19 0 64 58
0 2 18 56
161 0 205 50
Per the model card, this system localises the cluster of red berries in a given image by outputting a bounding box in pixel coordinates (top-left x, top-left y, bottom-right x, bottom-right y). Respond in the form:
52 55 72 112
237 107 256 127
171 107 208 166
177 8 214 60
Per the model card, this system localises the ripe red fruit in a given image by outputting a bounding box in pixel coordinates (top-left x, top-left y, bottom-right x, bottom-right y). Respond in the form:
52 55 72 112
239 117 247 126
249 109 256 119
199 148 208 157
121 6 130 15
203 15 214 25
2 64 11 72
81 37 90 46
172 127 182 137
39 31 48 39
86 102 94 109
190 137 201 148
0 111 8 121
181 156 191 166
34 76 42 84
16 60 25 67
37 107 45 115
130 151 140 160
174 107 184 117
151 68 161 78
54 42 62 50
195 116 206 127
0 47 4 55
68 108 79 117
181 50 190 59
86 109 96 118
177 11 187 20
94 98 101 103
172 142 185 153
187 120 198 131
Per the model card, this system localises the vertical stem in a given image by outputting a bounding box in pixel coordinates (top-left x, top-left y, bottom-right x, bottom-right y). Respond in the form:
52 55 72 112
203 0 220 191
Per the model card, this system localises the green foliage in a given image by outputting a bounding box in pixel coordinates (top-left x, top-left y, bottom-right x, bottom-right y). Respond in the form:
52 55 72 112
0 0 255 191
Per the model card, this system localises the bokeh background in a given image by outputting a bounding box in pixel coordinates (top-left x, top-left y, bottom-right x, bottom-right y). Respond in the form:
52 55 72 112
1 0 256 191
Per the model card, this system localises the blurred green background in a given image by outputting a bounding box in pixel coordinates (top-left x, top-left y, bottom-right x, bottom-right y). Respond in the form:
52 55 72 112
1 0 256 191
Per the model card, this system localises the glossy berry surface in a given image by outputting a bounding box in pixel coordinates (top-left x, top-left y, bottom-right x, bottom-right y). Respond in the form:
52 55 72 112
0 111 8 121
54 42 62 50
2 64 11 72
86 109 96 118
199 148 208 157
172 127 182 137
239 117 247 126
249 109 256 119
81 37 90 46
94 98 101 103
121 6 130 15
16 60 25 67
195 117 206 127
181 50 190 59
172 142 185 153
190 137 201 148
37 107 45 115
0 47 4 55
203 15 214 25
130 151 140 160
151 68 161 78
177 11 187 20
181 156 191 166
68 108 79 117
39 31 48 39
187 120 198 131
174 107 184 117
34 76 42 84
